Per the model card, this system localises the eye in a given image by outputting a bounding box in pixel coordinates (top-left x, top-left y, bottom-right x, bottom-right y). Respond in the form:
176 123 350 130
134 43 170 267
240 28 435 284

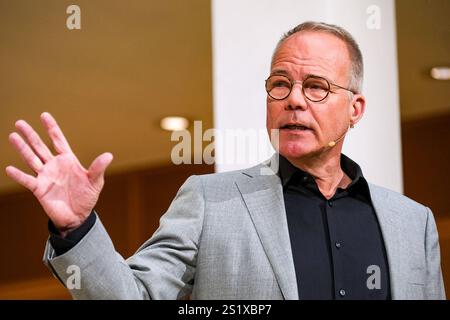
272 80 290 88
304 79 328 91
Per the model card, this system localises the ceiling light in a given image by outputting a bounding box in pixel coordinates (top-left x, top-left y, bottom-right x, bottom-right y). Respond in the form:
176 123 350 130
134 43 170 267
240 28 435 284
430 67 450 80
160 116 189 131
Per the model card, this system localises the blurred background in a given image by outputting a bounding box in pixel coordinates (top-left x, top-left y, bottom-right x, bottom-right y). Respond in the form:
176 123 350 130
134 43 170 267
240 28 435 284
0 0 448 299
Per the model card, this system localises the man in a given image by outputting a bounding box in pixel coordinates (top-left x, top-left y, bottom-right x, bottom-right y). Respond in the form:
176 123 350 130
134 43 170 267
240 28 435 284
6 21 445 299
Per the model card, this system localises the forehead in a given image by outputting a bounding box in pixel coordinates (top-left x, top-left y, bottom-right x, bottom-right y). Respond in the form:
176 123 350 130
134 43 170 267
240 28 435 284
271 31 350 78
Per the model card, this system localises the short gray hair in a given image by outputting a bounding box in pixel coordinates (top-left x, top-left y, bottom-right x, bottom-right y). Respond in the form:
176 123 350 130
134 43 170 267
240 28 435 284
272 21 364 93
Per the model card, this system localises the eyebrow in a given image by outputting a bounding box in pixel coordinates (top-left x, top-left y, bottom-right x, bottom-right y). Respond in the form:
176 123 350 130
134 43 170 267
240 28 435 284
270 69 290 76
270 70 335 83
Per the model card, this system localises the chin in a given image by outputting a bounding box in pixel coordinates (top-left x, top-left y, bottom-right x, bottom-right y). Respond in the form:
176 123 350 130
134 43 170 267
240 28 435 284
278 140 318 160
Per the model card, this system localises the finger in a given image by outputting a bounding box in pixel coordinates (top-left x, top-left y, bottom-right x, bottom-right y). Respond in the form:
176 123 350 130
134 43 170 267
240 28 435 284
88 153 113 187
40 112 73 154
5 166 38 192
15 120 53 163
9 132 44 173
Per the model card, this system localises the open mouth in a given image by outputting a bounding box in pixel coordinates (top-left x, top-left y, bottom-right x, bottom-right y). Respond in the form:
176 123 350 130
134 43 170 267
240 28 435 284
280 124 310 131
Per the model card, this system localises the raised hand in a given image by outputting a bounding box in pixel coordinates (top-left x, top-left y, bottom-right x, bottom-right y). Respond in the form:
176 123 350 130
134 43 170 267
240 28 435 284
5 112 113 236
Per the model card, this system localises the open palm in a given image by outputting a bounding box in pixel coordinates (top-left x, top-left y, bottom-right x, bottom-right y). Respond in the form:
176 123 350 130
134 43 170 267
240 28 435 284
6 112 113 233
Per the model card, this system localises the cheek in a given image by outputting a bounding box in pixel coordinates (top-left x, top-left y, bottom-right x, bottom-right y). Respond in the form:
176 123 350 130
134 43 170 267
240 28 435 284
314 102 349 133
266 101 284 128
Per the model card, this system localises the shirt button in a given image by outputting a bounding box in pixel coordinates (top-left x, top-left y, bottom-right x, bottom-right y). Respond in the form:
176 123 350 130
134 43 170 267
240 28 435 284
339 289 346 297
328 200 333 207
335 242 342 249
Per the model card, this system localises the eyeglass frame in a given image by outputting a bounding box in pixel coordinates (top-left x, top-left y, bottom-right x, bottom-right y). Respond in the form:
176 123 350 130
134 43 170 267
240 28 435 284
265 73 356 103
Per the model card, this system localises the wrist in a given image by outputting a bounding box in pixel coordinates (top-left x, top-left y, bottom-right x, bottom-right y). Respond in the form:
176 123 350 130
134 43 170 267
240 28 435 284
53 218 86 238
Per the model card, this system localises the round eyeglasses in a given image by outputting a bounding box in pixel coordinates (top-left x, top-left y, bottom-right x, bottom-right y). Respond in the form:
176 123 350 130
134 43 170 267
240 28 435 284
265 74 355 102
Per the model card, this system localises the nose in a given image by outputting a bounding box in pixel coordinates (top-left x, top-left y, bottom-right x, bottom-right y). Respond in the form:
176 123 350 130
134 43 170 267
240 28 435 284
285 81 308 111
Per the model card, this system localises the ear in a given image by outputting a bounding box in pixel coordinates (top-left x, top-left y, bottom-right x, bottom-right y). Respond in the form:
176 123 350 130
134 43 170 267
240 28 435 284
349 93 366 127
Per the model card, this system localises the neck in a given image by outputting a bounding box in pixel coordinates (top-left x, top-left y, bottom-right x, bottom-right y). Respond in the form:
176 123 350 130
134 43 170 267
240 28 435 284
285 147 352 199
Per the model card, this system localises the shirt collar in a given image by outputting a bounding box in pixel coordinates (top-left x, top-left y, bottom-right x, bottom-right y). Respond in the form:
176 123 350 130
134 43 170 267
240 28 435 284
278 153 368 196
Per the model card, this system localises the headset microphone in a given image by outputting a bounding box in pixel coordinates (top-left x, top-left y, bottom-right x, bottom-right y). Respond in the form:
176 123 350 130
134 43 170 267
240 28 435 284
326 123 354 148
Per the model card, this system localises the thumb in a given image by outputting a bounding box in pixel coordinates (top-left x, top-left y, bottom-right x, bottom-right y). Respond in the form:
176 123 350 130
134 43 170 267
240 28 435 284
88 152 113 187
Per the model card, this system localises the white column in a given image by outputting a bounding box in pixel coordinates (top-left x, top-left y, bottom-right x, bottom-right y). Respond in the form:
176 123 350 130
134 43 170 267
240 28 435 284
212 0 403 192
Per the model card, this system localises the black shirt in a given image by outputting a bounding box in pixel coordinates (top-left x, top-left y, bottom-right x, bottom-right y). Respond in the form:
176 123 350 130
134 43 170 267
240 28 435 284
279 154 390 299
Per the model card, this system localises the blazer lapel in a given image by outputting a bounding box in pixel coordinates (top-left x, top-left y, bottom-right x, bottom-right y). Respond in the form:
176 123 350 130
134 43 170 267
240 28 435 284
369 184 405 299
235 159 407 300
235 162 299 300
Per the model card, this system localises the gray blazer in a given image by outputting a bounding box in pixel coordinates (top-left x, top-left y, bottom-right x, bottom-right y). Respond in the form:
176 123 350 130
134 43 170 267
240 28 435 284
43 157 446 300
